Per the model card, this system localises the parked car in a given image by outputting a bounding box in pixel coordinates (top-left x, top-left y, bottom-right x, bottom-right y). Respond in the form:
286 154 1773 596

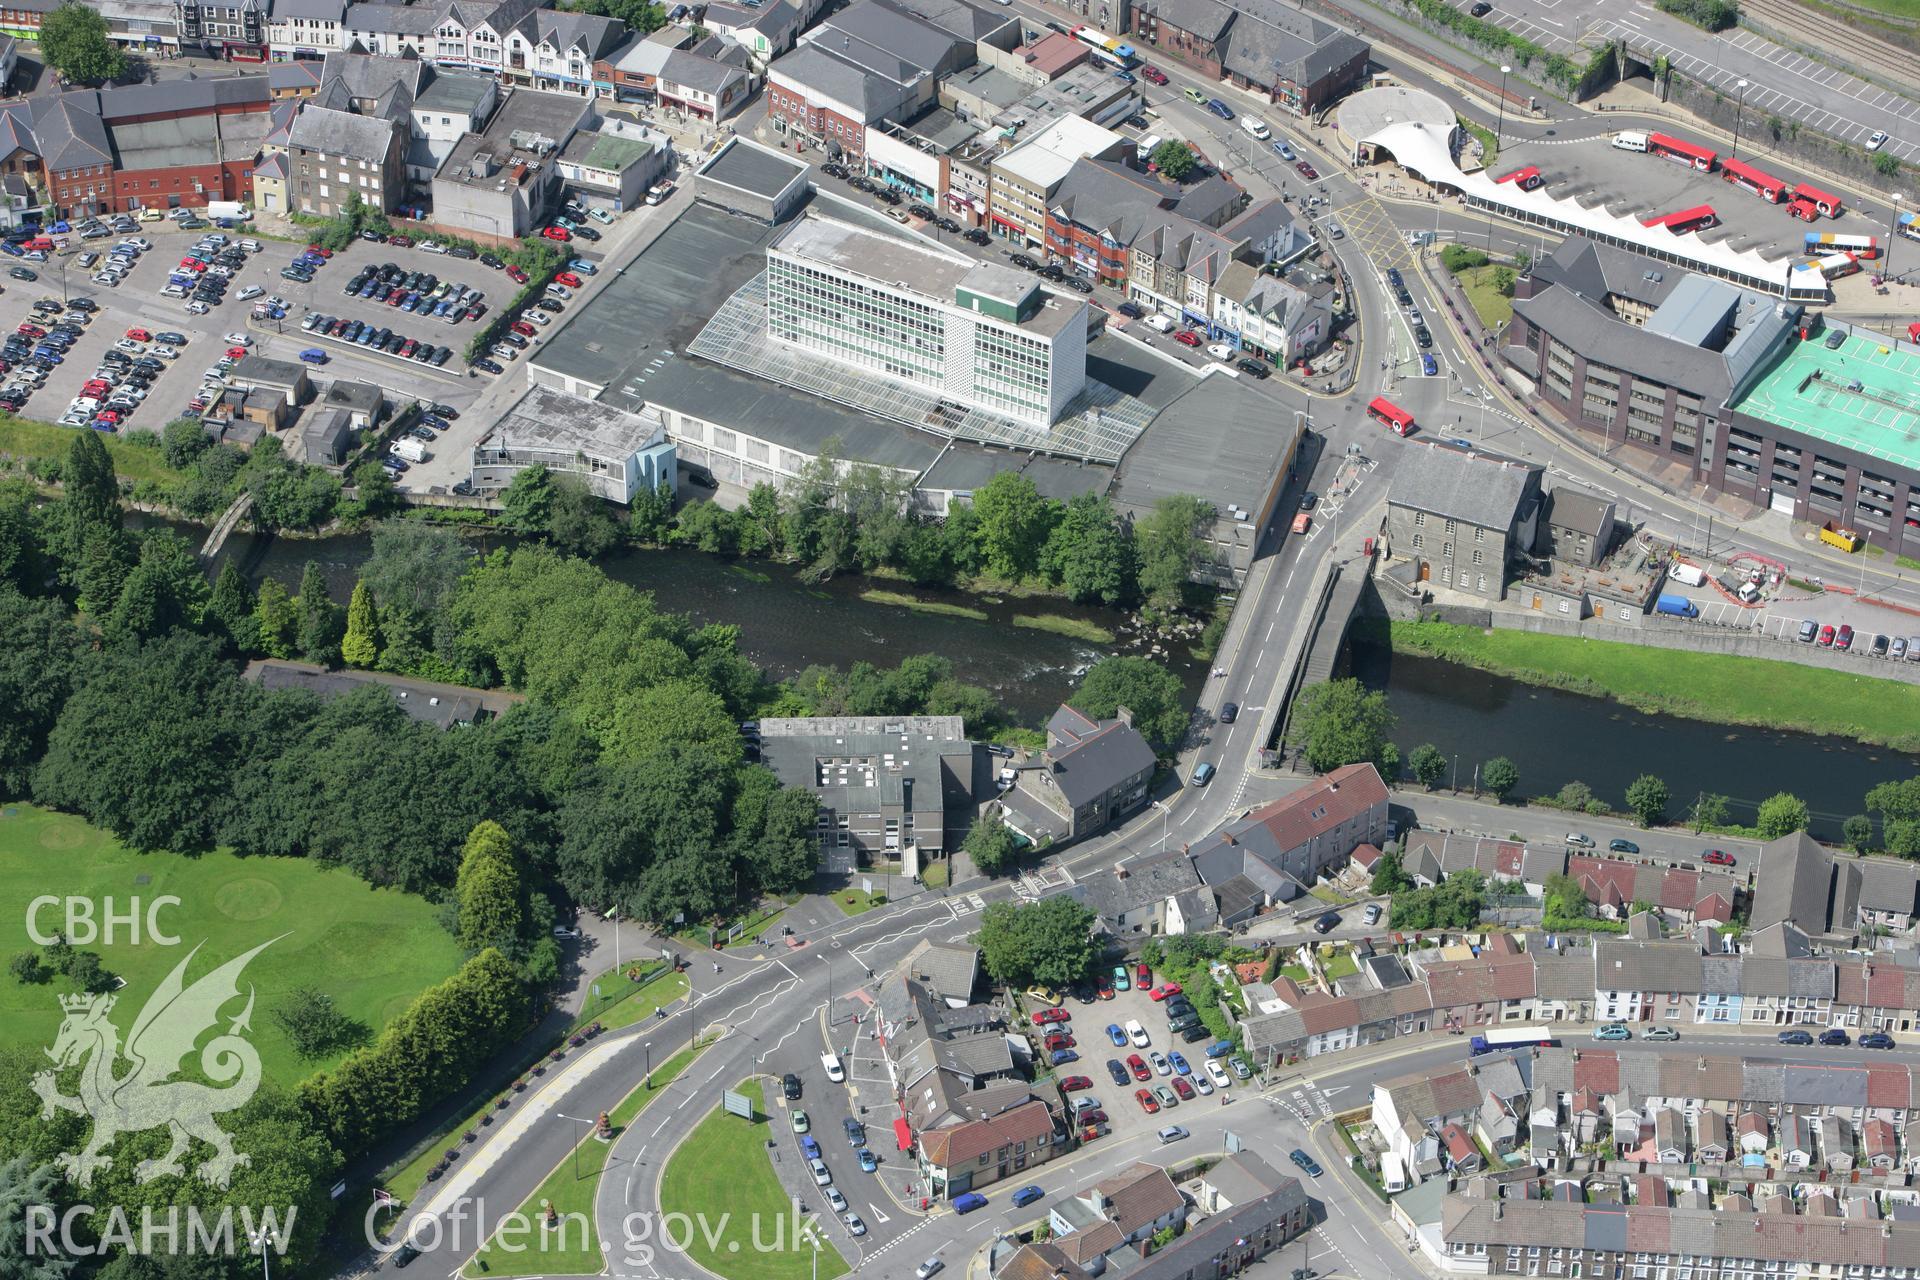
1777 1029 1814 1045
1289 1149 1322 1177
1642 1026 1680 1042
1818 1028 1851 1047
1701 849 1736 866
1863 1032 1898 1049
1593 1023 1632 1041
1608 838 1639 854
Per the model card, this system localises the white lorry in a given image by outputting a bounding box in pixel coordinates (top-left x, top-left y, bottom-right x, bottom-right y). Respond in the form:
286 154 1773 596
205 200 252 222
390 438 428 463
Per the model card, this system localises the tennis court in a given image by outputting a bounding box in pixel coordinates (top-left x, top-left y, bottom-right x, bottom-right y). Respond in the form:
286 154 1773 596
1731 331 1920 473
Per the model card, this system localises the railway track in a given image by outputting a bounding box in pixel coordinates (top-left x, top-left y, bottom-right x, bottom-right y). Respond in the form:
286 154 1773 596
1736 0 1920 99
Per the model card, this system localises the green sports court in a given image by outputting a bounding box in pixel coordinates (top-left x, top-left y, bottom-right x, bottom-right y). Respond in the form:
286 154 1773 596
1731 329 1920 473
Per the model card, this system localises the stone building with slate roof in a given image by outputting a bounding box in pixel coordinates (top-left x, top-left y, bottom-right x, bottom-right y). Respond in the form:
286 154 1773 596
1384 440 1544 601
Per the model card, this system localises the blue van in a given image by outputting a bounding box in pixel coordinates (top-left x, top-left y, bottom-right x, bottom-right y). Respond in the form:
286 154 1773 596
1190 762 1215 787
952 1192 988 1215
298 348 328 364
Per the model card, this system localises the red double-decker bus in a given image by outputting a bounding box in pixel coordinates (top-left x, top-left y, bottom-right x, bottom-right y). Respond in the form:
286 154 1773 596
1640 205 1719 234
1793 182 1843 217
1721 156 1785 202
1367 396 1415 435
1495 165 1543 191
1647 132 1718 172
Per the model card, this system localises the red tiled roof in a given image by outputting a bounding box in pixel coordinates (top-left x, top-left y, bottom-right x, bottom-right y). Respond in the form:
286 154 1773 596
1235 763 1387 852
1424 954 1536 1007
1694 891 1733 922
1572 1052 1620 1095
917 1099 1053 1168
1351 843 1383 869
1867 1064 1915 1110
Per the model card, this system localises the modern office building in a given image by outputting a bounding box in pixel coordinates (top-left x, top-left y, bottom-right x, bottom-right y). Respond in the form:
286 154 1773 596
765 214 1089 426
469 384 677 504
988 113 1127 246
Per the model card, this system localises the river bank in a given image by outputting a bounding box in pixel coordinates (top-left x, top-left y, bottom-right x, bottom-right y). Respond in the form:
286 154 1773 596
1376 618 1920 752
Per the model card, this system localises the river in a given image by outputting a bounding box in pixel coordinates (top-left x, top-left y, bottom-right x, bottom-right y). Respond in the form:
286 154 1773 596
1350 634 1920 842
153 518 1203 725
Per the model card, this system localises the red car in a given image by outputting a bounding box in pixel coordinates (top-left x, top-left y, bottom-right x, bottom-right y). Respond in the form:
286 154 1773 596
1135 1088 1159 1114
125 327 151 341
1701 849 1736 867
388 234 413 248
1139 64 1168 85
225 346 249 360
1818 624 1836 647
542 225 572 242
81 380 110 397
1043 1032 1075 1052
1126 1054 1150 1082
1032 1007 1071 1026
388 291 408 306
400 339 418 357
305 245 332 257
1838 624 1856 650
1059 1076 1093 1093
554 271 583 288
1135 961 1151 986
179 258 206 272
1079 1108 1108 1125
506 264 529 283
16 324 43 338
510 320 537 337
95 409 120 424
1095 974 1115 999
1170 1076 1195 1101
1149 983 1184 1002
1174 330 1202 347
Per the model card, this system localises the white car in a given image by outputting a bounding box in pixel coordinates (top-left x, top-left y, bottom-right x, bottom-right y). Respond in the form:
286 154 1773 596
546 283 573 300
809 1158 831 1186
115 387 148 402
222 332 252 347
92 273 120 286
1204 1060 1232 1089
1868 131 1890 151
420 241 449 254
825 1188 847 1213
840 1213 866 1238
1206 343 1235 360
239 239 261 252
114 338 144 352
202 368 227 383
59 412 88 427
1124 1019 1149 1048
524 309 551 326
152 345 178 360
185 300 210 315
489 344 518 361
1148 1051 1171 1076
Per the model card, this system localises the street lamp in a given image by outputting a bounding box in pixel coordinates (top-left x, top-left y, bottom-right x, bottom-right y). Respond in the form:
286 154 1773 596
556 1111 595 1181
1492 65 1513 152
1887 194 1906 286
1730 79 1749 159
249 1229 272 1280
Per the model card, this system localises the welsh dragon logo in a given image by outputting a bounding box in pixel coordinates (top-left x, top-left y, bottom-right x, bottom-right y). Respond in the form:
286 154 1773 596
33 938 279 1190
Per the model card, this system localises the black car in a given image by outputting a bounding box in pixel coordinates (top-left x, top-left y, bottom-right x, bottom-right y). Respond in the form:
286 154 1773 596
431 346 452 366
8 267 35 281
473 357 504 374
909 204 936 220
391 1244 419 1269
573 225 600 241
876 190 901 207
823 163 849 179
358 229 386 242
1818 1028 1850 1046
431 402 458 418
479 253 505 269
1064 277 1093 294
1469 0 1491 14
66 298 98 313
1777 1030 1814 1045
1313 911 1341 934
534 298 563 313
1180 1024 1209 1044
1168 1013 1201 1034
449 246 478 259
1220 702 1239 724
964 228 991 245
936 217 961 234
1235 358 1269 379
783 1073 802 1100
1414 326 1432 349
1105 1059 1129 1086
1038 264 1065 281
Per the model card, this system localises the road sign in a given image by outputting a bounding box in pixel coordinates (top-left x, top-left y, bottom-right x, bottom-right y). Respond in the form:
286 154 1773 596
723 1089 753 1119
1224 1130 1244 1154
330 1180 346 1200
593 982 602 998
861 877 873 895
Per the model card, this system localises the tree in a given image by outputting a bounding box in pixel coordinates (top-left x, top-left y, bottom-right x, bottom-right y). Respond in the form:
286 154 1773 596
362 521 473 666
744 786 819 896
344 456 400 519
1480 756 1519 802
0 1155 78 1280
629 475 675 544
1070 655 1187 752
602 678 743 765
1369 847 1413 897
160 416 209 470
244 440 340 530
341 580 381 667
501 464 557 536
1755 792 1810 840
207 559 259 653
1689 791 1730 833
253 577 298 659
971 472 1055 581
1865 779 1920 858
456 821 526 954
1041 492 1133 605
1135 495 1214 611
1408 743 1447 790
295 560 342 666
0 590 88 797
55 430 121 580
975 897 1096 990
1625 774 1670 827
963 811 1020 877
1148 139 1198 181
39 2 124 85
33 633 256 852
1554 780 1594 812
0 480 49 597
547 473 623 558
271 988 364 1060
1291 678 1395 774
1844 814 1876 855
105 529 209 643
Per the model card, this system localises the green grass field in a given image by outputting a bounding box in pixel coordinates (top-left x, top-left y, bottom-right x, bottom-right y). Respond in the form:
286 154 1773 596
1389 619 1920 750
465 1045 703 1277
1453 264 1515 330
0 805 464 1086
0 417 187 491
657 1080 850 1280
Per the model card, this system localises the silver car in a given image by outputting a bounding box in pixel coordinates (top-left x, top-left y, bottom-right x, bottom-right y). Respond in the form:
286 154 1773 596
810 1158 832 1186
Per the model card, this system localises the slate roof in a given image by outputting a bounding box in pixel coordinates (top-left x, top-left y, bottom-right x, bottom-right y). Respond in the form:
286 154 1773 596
1040 704 1156 807
1186 763 1386 883
1092 1162 1184 1234
902 940 980 1004
1075 849 1201 925
342 1 439 34
813 0 968 75
1514 283 1734 402
30 94 112 171
1389 438 1541 530
1131 0 1234 42
1221 0 1367 91
662 48 748 94
770 41 913 117
1749 832 1836 935
289 104 398 163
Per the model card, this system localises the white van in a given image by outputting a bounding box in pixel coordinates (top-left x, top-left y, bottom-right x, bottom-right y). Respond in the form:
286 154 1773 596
1135 133 1163 162
1241 116 1271 141
1611 131 1650 152
1146 313 1175 333
821 1053 845 1083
